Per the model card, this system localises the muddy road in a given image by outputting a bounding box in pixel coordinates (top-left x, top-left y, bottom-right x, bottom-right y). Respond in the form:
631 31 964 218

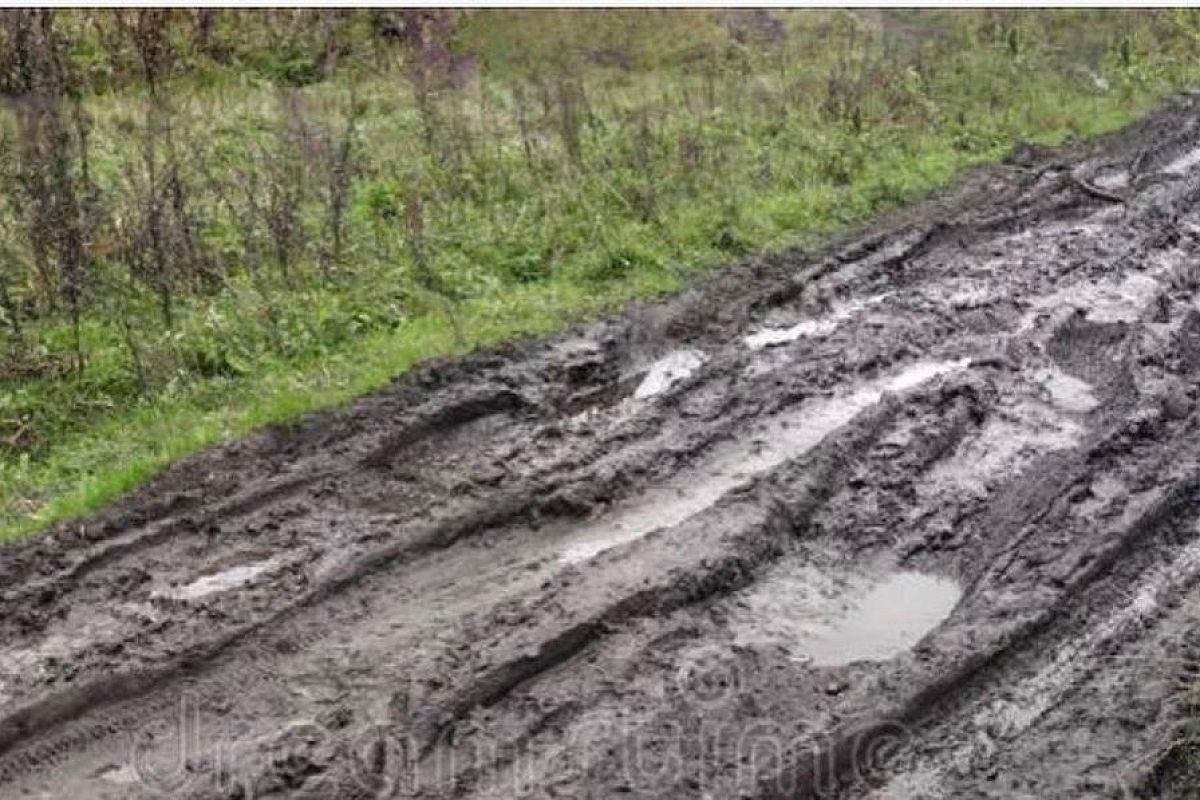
6 96 1200 799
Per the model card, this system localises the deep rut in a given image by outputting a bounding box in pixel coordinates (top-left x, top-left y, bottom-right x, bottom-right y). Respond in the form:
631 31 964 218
6 95 1200 799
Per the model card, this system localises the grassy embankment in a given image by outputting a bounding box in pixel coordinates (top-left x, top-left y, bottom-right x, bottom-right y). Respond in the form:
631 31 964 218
2 9 1200 540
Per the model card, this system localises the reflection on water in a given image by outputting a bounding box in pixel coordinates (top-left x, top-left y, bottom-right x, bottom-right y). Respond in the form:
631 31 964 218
559 360 968 565
799 571 961 666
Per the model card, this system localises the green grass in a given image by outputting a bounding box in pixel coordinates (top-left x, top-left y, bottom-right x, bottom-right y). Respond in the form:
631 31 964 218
0 267 679 540
2 9 1200 540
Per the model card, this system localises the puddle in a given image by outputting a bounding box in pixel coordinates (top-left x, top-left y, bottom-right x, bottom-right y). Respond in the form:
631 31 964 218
730 568 961 667
559 359 967 564
801 572 961 666
95 763 140 786
1035 367 1099 413
745 319 842 348
1092 169 1130 191
557 385 878 564
155 557 282 602
886 359 968 392
744 296 888 350
633 350 706 399
1165 145 1200 176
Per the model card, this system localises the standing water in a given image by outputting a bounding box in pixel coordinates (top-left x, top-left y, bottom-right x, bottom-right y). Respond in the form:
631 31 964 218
799 572 961 666
558 359 969 564
633 350 706 399
730 568 961 667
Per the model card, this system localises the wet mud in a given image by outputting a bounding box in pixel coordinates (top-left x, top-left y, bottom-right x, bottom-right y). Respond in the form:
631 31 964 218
6 96 1200 798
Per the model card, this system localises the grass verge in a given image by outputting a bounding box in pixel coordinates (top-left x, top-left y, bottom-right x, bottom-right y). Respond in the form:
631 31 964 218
2 10 1199 540
0 99 1148 542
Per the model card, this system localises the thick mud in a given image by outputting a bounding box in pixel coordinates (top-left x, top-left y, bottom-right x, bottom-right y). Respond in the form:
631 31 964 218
6 95 1200 799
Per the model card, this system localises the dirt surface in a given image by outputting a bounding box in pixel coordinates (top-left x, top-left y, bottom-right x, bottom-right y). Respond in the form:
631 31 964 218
6 95 1200 799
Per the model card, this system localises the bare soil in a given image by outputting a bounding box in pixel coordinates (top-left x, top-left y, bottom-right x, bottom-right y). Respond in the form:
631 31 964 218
6 95 1200 799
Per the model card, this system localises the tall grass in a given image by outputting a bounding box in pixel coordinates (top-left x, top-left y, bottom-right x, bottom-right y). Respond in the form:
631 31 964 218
2 9 1200 539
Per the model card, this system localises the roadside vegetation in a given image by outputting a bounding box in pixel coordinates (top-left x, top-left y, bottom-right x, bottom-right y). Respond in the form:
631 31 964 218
2 9 1200 540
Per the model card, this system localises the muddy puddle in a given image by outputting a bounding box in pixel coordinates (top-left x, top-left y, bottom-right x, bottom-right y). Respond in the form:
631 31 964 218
632 349 706 399
743 294 891 350
744 305 858 349
153 556 284 601
729 566 961 666
802 572 961 666
94 764 139 786
744 318 842 348
558 359 967 564
1165 144 1200 176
